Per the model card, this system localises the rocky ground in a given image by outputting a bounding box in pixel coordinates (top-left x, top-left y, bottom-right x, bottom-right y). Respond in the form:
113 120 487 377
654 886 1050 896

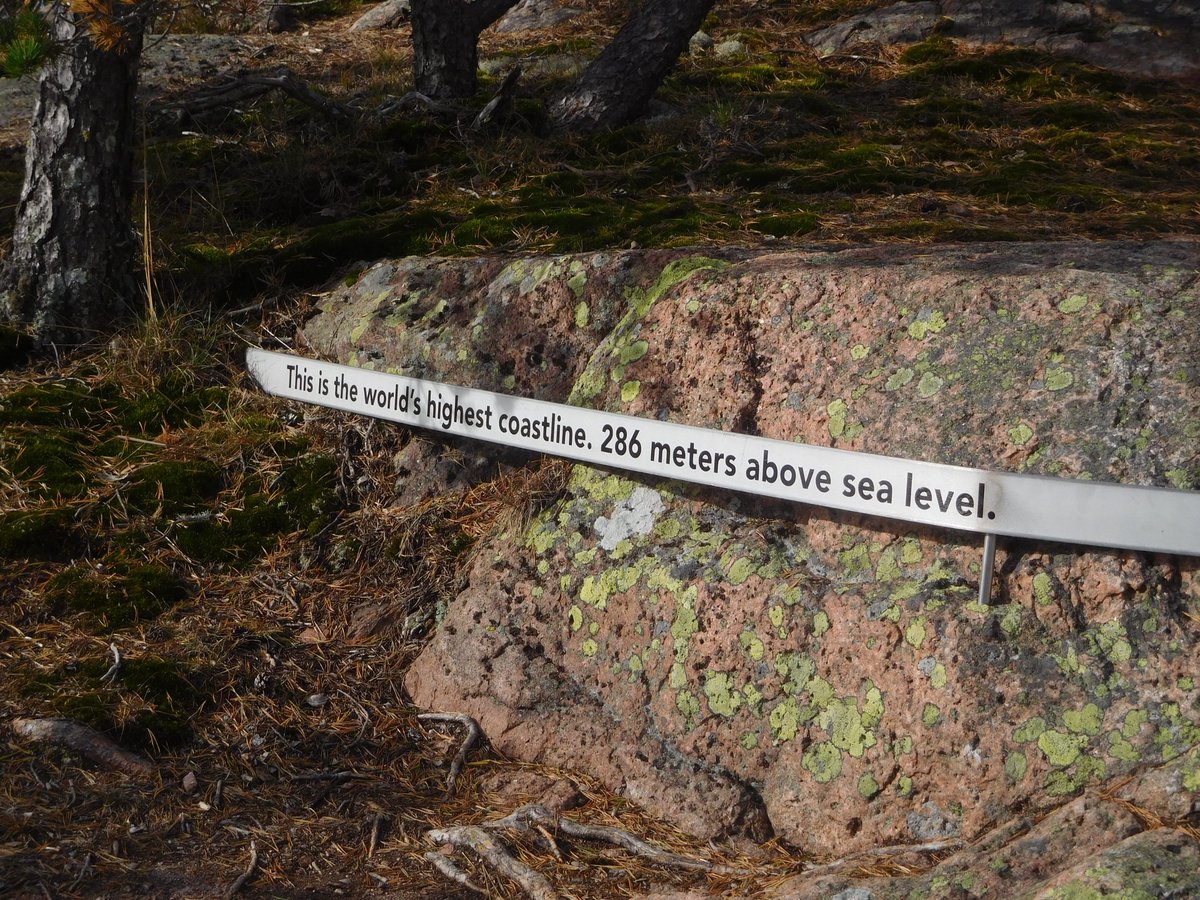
2 1 1199 897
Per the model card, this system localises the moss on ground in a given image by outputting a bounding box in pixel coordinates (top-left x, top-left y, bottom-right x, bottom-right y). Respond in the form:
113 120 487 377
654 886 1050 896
20 653 205 751
122 458 225 517
176 453 339 563
137 27 1198 296
46 560 191 631
0 506 82 561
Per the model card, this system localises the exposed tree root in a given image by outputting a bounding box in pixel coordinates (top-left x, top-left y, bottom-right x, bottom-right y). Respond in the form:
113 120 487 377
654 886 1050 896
423 849 487 895
471 66 521 132
11 717 154 776
153 67 351 122
224 840 259 898
489 803 714 871
427 825 557 900
417 711 480 794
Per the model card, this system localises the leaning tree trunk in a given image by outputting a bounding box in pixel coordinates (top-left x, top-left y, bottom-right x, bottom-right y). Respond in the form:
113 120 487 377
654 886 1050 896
551 0 716 132
410 0 519 99
0 2 145 347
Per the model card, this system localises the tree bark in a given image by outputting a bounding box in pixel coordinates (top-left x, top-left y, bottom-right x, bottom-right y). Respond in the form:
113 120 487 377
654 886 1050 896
0 2 145 347
410 0 519 99
551 0 716 133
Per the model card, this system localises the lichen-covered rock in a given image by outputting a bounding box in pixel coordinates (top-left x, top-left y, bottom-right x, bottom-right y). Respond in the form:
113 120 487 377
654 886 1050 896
303 241 1199 857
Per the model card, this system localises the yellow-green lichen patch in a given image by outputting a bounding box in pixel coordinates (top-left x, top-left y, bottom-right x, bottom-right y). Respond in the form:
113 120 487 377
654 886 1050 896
620 381 641 403
1038 729 1088 767
905 616 928 649
769 696 808 742
1005 750 1028 780
819 698 875 757
858 773 881 799
741 731 759 750
704 672 743 717
669 586 700 657
581 638 599 657
897 775 914 797
1063 703 1103 736
1045 754 1107 796
1057 294 1088 314
676 689 701 726
573 301 590 328
908 310 947 340
568 605 584 631
922 703 942 728
1033 571 1056 606
850 343 870 361
1107 729 1141 762
875 547 900 582
812 610 830 637
1009 422 1035 445
1014 716 1048 743
827 398 849 439
839 543 873 578
1091 620 1133 664
739 629 765 661
929 663 948 689
803 741 843 783
901 538 923 565
1122 709 1148 740
885 367 915 391
726 555 757 585
1044 367 1074 391
1000 605 1024 637
861 683 884 729
653 516 683 541
916 371 944 398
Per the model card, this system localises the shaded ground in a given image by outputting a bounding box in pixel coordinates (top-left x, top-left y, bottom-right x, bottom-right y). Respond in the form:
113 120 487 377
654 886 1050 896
1 1 1198 896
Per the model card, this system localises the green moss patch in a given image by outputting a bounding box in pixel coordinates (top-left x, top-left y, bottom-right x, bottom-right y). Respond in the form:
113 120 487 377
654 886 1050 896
22 654 204 752
176 453 339 563
123 458 225 517
0 506 82 561
0 380 114 428
1 428 90 498
115 372 228 433
46 561 191 631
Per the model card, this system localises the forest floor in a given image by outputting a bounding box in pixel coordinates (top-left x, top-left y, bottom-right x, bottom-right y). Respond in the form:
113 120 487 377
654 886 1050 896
2 1 1199 897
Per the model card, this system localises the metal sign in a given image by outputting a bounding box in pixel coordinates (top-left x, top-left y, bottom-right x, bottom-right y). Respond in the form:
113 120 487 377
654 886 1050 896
247 349 1200 596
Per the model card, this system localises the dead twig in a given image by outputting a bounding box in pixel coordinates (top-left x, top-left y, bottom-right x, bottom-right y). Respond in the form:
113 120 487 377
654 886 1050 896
99 642 121 685
290 770 369 783
418 712 480 793
426 826 556 900
225 840 259 898
367 812 385 858
487 804 712 871
12 718 154 776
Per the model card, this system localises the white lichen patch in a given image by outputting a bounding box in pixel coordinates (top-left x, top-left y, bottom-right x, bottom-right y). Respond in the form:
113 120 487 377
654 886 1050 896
593 486 665 551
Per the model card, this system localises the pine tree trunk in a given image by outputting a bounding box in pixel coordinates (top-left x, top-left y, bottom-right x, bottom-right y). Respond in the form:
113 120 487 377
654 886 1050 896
410 0 519 99
0 3 144 347
551 0 716 133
